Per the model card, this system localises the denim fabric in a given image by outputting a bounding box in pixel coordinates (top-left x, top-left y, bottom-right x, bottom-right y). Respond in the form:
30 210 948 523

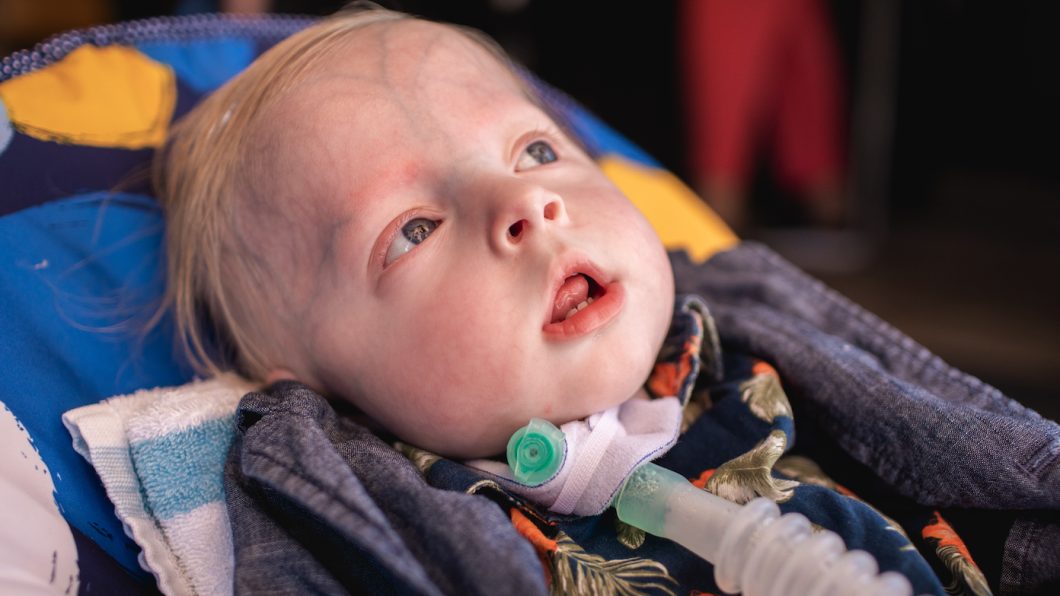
225 383 548 596
1001 515 1060 595
671 242 1060 592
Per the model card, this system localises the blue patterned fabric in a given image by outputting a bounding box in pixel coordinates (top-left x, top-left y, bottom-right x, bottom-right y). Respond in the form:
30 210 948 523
0 193 185 578
0 15 312 589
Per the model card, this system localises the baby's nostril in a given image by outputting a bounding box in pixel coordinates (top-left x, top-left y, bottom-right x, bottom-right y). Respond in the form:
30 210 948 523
543 201 560 221
509 220 525 239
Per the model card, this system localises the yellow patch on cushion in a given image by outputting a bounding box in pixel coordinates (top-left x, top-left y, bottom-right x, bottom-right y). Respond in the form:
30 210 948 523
599 155 738 262
0 45 175 148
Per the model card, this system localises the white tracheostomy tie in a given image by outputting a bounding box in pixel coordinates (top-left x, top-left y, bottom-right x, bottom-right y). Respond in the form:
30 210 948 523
465 396 683 516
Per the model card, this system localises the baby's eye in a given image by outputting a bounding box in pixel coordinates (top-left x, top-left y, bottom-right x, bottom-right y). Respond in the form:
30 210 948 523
516 141 557 170
385 218 438 266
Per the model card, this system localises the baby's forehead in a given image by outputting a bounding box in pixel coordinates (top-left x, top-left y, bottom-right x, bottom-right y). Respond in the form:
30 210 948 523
306 20 522 101
244 20 542 195
247 19 531 173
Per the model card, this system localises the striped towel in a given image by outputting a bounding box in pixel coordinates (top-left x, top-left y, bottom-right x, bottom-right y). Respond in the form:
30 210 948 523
63 373 258 596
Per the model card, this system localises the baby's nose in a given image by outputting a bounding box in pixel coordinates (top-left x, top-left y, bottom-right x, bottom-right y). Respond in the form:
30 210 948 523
506 200 563 244
489 181 566 251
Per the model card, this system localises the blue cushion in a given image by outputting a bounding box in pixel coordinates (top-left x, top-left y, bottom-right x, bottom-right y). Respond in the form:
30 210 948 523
0 192 186 577
137 37 255 94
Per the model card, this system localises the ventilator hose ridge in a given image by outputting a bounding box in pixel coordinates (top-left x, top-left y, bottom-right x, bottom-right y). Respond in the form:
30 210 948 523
712 497 912 596
613 464 913 596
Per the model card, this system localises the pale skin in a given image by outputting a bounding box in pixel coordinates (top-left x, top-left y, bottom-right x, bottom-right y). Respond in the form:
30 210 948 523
236 20 675 459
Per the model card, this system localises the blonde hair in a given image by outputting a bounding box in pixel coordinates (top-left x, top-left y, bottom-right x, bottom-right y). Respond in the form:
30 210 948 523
152 4 551 380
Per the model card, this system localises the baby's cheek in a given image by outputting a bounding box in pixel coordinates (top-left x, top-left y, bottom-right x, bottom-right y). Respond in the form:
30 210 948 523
396 295 510 404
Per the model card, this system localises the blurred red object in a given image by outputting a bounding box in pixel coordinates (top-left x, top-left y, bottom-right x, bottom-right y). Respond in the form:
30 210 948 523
681 0 846 228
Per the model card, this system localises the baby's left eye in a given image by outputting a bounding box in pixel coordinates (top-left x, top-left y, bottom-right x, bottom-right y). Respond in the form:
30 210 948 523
516 141 557 170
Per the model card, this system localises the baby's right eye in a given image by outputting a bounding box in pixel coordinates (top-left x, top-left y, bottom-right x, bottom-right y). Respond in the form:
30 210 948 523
385 218 438 266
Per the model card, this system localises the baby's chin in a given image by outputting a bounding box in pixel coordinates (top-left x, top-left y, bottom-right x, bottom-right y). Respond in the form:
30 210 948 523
394 416 553 461
404 426 513 461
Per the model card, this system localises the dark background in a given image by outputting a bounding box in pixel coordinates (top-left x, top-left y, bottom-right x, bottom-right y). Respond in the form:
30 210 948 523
3 0 1057 419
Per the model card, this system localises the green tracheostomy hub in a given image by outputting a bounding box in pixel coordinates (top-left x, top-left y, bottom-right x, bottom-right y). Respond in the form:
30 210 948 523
506 418 566 484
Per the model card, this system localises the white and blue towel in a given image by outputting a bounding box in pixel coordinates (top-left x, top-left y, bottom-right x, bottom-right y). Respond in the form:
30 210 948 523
63 374 257 596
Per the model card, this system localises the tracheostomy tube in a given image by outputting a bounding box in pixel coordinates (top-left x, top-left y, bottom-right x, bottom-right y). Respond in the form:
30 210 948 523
506 418 913 596
507 417 566 484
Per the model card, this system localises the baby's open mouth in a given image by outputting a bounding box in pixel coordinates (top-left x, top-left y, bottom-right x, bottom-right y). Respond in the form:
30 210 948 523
550 273 606 324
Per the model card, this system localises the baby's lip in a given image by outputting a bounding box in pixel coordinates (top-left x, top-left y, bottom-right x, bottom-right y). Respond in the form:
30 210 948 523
542 254 625 339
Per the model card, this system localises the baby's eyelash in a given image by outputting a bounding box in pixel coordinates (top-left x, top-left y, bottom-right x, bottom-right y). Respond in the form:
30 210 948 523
525 125 565 148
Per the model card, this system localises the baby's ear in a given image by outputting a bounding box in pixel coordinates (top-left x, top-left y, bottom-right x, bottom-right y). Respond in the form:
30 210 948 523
265 368 298 384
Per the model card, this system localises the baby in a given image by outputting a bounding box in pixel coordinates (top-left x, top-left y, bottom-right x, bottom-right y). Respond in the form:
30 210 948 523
149 8 1036 594
155 6 676 459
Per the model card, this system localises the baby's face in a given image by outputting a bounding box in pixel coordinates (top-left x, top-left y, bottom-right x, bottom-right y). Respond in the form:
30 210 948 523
243 20 674 458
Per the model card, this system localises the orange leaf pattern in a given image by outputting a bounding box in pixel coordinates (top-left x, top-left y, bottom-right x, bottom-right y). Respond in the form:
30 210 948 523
922 512 992 596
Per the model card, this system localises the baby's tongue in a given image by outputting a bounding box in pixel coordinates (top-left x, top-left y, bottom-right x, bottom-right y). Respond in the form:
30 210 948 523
552 274 590 323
